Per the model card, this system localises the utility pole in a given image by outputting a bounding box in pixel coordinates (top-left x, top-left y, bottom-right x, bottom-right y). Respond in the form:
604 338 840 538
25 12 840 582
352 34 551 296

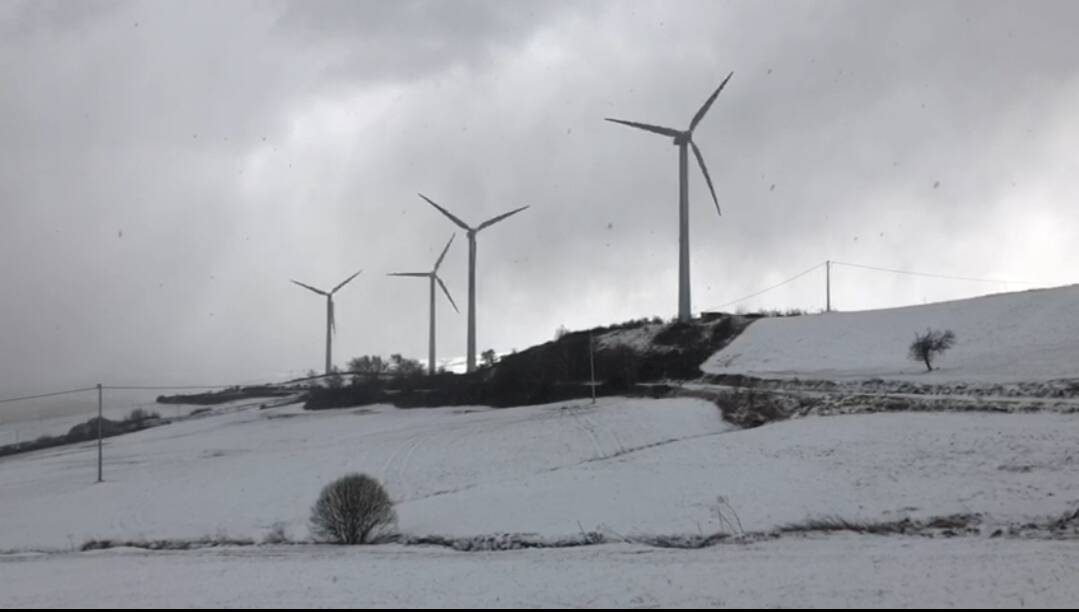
97 383 103 483
826 260 832 313
589 332 597 405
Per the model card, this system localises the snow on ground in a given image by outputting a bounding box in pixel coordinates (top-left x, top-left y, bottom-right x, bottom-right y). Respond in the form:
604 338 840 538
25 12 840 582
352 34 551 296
595 322 666 352
4 538 1078 608
1 398 1077 552
0 398 730 549
702 284 1079 383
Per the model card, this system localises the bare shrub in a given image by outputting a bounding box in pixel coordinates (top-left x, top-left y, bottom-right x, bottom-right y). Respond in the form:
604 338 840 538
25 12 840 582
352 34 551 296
310 473 396 545
713 496 744 536
262 522 290 545
908 328 957 372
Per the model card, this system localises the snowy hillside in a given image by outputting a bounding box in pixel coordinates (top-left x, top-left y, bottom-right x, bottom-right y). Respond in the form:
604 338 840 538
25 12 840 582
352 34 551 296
2 394 1078 607
2 398 1077 551
702 285 1079 383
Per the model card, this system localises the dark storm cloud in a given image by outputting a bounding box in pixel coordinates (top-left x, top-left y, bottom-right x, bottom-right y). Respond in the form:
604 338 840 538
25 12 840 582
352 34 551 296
1 0 1077 396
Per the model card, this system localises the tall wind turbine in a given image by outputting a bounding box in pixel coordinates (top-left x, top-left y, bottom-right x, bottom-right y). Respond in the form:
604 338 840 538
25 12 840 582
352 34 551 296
419 193 528 373
606 72 733 323
291 270 363 375
389 234 460 376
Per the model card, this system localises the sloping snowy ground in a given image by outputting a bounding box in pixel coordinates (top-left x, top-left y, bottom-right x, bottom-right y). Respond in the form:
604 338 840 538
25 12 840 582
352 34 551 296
1 398 1076 552
4 538 1079 608
702 284 1079 383
595 322 666 352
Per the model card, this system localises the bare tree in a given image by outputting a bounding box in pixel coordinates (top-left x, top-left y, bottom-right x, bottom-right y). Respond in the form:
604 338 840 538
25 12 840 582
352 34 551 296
348 355 390 385
348 355 388 375
481 349 498 368
389 354 425 378
908 329 956 372
310 474 396 545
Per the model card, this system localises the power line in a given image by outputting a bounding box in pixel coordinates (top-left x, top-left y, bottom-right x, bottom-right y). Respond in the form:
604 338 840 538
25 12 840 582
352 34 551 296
102 385 237 391
0 384 259 407
708 262 827 310
0 386 97 405
831 261 1043 286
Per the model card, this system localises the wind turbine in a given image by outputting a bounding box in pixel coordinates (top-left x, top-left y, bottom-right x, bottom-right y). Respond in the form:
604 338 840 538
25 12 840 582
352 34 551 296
419 193 528 373
291 270 363 376
606 72 733 323
389 234 460 376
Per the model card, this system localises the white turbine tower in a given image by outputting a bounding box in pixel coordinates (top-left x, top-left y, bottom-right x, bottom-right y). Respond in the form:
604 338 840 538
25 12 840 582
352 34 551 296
291 269 362 375
419 193 529 373
606 72 733 322
389 234 460 376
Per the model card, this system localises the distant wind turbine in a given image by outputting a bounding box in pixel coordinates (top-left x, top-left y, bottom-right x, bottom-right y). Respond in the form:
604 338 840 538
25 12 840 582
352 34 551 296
606 72 733 322
419 193 528 373
291 269 363 375
389 234 460 376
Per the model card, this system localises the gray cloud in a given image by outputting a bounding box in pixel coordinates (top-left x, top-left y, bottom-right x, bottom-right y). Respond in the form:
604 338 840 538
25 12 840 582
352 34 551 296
1 0 1077 396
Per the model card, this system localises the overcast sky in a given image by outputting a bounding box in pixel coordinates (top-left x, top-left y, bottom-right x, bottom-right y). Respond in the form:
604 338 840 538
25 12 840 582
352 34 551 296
2 0 1077 393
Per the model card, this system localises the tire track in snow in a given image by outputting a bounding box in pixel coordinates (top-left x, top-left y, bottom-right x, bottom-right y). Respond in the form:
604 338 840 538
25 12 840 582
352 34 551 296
399 428 734 505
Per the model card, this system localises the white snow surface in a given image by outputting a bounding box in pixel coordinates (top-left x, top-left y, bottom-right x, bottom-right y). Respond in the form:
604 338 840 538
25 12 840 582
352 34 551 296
595 322 666 352
702 284 1079 383
2 396 1079 606
2 398 1077 552
4 538 1079 608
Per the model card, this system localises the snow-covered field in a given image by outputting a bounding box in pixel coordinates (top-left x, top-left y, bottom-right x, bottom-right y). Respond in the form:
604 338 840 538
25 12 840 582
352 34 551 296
702 284 1079 383
2 394 1078 606
4 538 1078 608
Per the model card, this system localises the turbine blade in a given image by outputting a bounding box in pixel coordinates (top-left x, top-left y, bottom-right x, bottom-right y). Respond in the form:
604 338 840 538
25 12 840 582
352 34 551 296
436 276 460 313
691 141 721 216
331 269 362 294
604 118 681 138
419 193 471 231
291 280 328 296
689 71 733 133
477 205 530 232
329 298 336 335
434 234 455 272
388 272 430 278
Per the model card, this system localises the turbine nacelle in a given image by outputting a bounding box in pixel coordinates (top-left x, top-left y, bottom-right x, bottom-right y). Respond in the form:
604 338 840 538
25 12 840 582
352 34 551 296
388 233 460 314
418 193 530 373
604 71 732 217
418 193 530 235
605 71 733 322
290 268 362 375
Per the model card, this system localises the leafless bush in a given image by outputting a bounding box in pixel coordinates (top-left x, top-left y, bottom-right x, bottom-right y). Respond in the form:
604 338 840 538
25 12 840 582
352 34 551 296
713 496 744 536
908 328 956 372
310 473 396 545
262 522 290 545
